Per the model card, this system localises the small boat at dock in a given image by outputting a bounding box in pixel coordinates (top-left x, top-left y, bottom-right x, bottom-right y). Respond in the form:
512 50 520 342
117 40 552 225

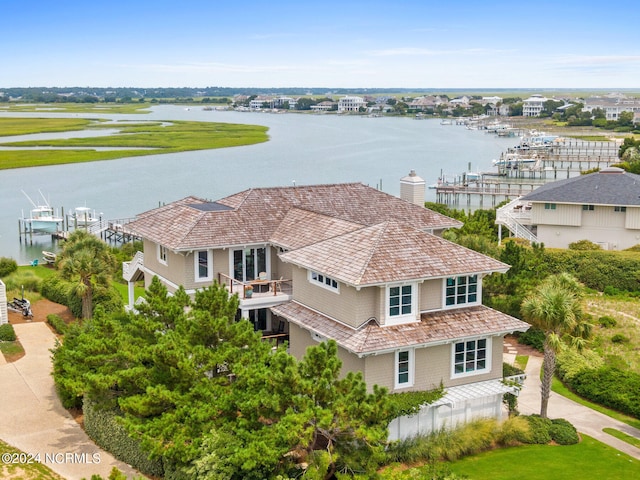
69 206 100 227
20 190 63 233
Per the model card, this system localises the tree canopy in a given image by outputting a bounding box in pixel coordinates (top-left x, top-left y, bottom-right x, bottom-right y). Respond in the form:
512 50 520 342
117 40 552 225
52 278 391 479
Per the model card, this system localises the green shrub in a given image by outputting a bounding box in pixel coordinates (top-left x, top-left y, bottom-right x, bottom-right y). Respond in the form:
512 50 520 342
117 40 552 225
598 315 617 328
517 328 545 352
570 367 640 418
47 314 68 335
0 323 17 342
543 249 640 292
611 333 629 344
495 415 530 446
387 387 444 418
83 397 164 477
0 257 18 277
549 418 579 445
525 415 552 444
556 346 603 383
41 275 123 318
568 239 601 250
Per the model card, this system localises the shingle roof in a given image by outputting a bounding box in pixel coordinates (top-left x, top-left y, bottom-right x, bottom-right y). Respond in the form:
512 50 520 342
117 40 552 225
279 221 509 286
271 301 529 355
125 183 462 250
521 168 640 206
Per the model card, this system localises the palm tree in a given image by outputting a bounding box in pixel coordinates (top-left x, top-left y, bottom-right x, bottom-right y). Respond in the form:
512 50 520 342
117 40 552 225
57 230 115 319
521 273 592 418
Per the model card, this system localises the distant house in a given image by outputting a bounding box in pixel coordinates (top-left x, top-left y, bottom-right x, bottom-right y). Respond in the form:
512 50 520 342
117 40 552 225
496 167 640 250
522 94 549 117
583 94 640 121
310 101 335 112
408 95 445 111
123 179 528 439
249 95 275 110
337 96 365 112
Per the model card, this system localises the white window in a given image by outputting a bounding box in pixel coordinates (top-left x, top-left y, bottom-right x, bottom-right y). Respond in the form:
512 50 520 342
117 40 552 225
614 206 627 212
444 275 479 307
395 349 414 388
195 250 212 282
309 271 339 292
452 338 490 378
158 245 168 265
386 284 416 325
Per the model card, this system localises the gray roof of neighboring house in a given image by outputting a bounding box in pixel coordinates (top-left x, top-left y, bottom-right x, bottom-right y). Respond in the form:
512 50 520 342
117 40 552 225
279 220 509 286
521 168 640 206
125 183 463 251
272 301 529 355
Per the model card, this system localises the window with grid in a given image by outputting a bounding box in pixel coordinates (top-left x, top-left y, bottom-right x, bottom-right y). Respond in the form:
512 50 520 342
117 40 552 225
395 349 413 388
453 338 488 376
310 271 339 292
445 275 478 307
389 285 412 317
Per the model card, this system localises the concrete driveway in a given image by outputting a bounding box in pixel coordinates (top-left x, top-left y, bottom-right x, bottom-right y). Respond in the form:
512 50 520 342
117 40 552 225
514 350 640 460
0 322 142 480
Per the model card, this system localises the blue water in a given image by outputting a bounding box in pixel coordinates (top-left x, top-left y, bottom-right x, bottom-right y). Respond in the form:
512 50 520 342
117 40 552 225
0 106 515 263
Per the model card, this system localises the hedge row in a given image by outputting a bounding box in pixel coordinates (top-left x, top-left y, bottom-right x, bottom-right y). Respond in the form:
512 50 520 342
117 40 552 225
543 249 640 292
46 314 68 335
40 275 124 318
567 367 640 418
83 397 164 478
0 323 17 342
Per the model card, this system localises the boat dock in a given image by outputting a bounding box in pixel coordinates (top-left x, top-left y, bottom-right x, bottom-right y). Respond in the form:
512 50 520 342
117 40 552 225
19 215 140 245
435 137 621 206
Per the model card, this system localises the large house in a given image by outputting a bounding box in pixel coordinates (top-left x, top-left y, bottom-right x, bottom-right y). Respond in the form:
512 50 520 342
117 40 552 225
583 94 640 122
496 167 640 250
522 94 549 117
123 180 528 438
337 96 365 112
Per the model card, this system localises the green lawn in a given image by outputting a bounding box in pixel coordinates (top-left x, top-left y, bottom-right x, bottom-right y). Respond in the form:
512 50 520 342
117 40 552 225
448 435 639 480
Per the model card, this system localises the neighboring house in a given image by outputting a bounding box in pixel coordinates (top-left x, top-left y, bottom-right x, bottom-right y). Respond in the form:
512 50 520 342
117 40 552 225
0 280 7 325
310 101 335 112
496 167 640 250
522 94 549 117
123 180 529 439
249 96 275 110
583 95 640 121
408 95 446 111
337 96 365 112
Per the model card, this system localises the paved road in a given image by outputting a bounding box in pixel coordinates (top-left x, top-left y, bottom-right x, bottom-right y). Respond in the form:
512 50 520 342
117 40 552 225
0 323 142 480
516 352 640 460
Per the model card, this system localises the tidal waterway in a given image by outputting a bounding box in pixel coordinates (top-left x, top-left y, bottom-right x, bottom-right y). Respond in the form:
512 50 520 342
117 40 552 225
0 106 515 263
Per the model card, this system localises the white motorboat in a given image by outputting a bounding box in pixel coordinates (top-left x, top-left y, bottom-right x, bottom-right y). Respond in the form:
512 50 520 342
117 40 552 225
70 206 100 226
21 191 63 233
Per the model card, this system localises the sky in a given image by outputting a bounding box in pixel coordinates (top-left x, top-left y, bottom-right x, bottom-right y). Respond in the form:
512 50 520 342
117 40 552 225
2 0 639 90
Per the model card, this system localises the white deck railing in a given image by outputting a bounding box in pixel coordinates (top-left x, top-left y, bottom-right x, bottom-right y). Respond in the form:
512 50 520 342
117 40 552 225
496 199 538 244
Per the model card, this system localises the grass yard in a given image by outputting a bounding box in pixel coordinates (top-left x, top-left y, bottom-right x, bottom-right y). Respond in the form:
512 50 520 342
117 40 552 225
0 118 269 170
448 435 639 480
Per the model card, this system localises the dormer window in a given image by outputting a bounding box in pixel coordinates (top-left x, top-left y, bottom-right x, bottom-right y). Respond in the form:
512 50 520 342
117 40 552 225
386 283 417 325
444 275 479 307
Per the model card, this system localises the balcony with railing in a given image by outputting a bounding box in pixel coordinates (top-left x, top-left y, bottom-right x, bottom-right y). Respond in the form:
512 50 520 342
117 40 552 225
218 273 292 302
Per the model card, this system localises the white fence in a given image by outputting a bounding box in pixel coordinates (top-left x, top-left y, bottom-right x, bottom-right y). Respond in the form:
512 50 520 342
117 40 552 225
0 280 7 325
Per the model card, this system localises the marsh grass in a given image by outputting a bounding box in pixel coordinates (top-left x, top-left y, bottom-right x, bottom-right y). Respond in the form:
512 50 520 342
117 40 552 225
0 117 93 136
1 102 151 114
0 119 269 170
